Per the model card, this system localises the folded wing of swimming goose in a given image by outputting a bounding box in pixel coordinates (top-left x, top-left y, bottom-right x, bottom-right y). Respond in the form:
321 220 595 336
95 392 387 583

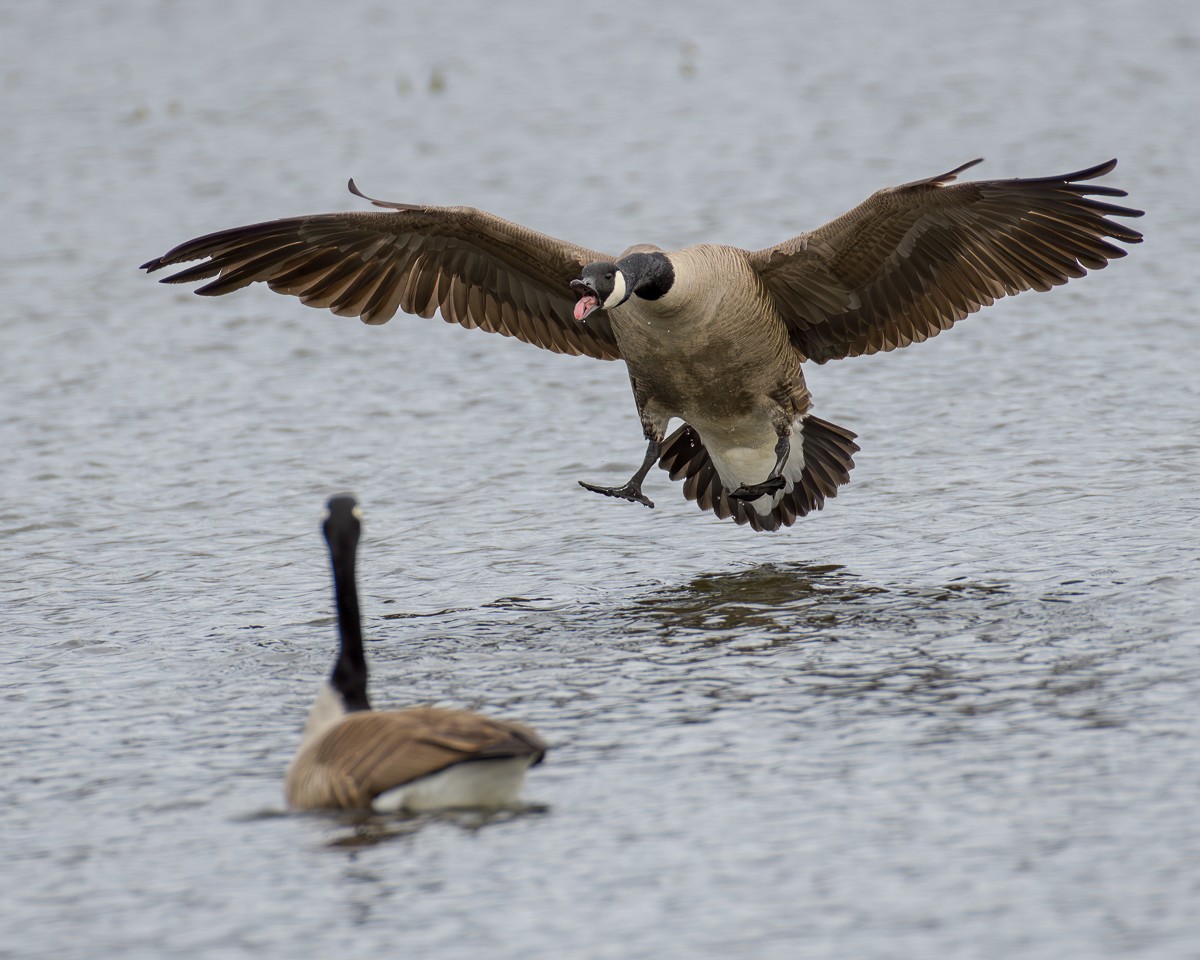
140 182 621 360
747 159 1145 364
286 706 546 812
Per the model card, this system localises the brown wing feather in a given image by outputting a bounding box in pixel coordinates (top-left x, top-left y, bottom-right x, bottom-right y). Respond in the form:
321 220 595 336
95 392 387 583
287 707 545 810
748 159 1144 364
141 187 621 361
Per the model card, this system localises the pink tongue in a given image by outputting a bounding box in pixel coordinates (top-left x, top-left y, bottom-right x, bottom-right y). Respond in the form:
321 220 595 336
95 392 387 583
574 295 599 321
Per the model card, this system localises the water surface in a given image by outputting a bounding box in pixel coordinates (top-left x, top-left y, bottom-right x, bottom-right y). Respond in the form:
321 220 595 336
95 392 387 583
2 1 1198 958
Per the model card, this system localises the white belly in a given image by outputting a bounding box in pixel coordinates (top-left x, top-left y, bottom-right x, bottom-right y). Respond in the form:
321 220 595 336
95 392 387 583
371 756 535 813
692 415 807 517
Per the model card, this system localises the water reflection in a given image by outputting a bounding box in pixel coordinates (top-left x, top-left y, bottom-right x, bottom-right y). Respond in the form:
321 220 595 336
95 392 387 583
619 562 1009 646
322 804 550 850
324 815 423 849
593 563 1095 732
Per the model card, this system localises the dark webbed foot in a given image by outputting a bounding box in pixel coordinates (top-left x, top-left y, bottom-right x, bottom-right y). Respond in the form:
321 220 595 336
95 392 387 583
578 480 655 509
728 476 786 501
580 436 661 509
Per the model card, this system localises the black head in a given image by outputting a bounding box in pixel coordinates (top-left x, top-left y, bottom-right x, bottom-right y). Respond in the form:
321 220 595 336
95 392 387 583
323 495 362 556
570 253 674 321
619 251 675 302
570 261 621 321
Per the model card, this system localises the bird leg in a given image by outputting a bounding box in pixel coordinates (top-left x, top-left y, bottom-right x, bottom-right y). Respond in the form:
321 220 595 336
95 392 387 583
579 437 660 509
729 434 790 501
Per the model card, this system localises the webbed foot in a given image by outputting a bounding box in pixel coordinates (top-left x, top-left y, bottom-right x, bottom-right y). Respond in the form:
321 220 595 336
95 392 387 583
728 476 786 501
578 480 655 509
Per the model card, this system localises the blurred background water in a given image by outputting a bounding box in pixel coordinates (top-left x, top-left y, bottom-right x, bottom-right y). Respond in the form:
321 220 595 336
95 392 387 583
2 1 1198 958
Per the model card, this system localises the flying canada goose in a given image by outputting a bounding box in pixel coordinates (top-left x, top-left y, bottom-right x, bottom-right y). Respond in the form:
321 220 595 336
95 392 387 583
142 159 1143 532
285 495 545 812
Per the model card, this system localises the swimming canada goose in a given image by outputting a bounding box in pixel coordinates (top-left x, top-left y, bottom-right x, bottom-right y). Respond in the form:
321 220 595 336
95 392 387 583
142 159 1143 532
285 495 545 812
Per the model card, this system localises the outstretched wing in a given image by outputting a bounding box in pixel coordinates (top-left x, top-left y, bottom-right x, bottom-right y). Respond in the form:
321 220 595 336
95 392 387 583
748 159 1144 363
141 183 621 360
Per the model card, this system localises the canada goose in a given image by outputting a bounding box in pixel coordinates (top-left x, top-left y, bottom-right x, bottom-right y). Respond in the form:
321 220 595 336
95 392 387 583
285 495 545 812
142 159 1143 532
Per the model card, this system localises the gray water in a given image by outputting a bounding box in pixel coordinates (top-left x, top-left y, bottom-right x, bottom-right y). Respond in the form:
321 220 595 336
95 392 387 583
3 1 1198 957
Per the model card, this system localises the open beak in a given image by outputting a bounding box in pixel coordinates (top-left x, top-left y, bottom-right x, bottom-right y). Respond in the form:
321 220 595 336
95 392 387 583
571 279 600 321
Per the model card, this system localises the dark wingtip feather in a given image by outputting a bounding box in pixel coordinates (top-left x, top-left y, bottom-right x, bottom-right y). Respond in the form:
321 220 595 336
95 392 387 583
1024 158 1122 189
347 178 419 212
946 157 985 180
158 261 222 285
923 158 985 187
1075 158 1118 180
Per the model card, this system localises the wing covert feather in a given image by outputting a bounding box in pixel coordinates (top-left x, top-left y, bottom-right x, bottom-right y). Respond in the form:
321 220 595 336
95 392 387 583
748 159 1143 363
142 189 621 360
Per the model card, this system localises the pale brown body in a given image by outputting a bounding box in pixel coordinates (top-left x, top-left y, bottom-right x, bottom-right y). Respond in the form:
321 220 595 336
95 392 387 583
606 244 840 530
614 245 807 438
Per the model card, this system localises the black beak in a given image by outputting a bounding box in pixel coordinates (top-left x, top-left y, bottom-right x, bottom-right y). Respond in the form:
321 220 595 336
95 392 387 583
570 278 595 296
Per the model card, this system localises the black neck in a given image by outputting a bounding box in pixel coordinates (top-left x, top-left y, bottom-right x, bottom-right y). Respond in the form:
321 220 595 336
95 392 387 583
620 252 675 301
328 543 371 712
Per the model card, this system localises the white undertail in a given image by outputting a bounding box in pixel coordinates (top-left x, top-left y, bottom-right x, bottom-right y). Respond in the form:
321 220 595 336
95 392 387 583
705 418 806 516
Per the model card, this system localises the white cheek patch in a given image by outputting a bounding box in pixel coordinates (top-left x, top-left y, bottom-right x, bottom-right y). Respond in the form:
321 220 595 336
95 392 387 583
602 270 627 309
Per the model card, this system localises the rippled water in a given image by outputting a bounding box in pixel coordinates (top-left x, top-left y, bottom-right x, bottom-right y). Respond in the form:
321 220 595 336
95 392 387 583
3 1 1198 958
